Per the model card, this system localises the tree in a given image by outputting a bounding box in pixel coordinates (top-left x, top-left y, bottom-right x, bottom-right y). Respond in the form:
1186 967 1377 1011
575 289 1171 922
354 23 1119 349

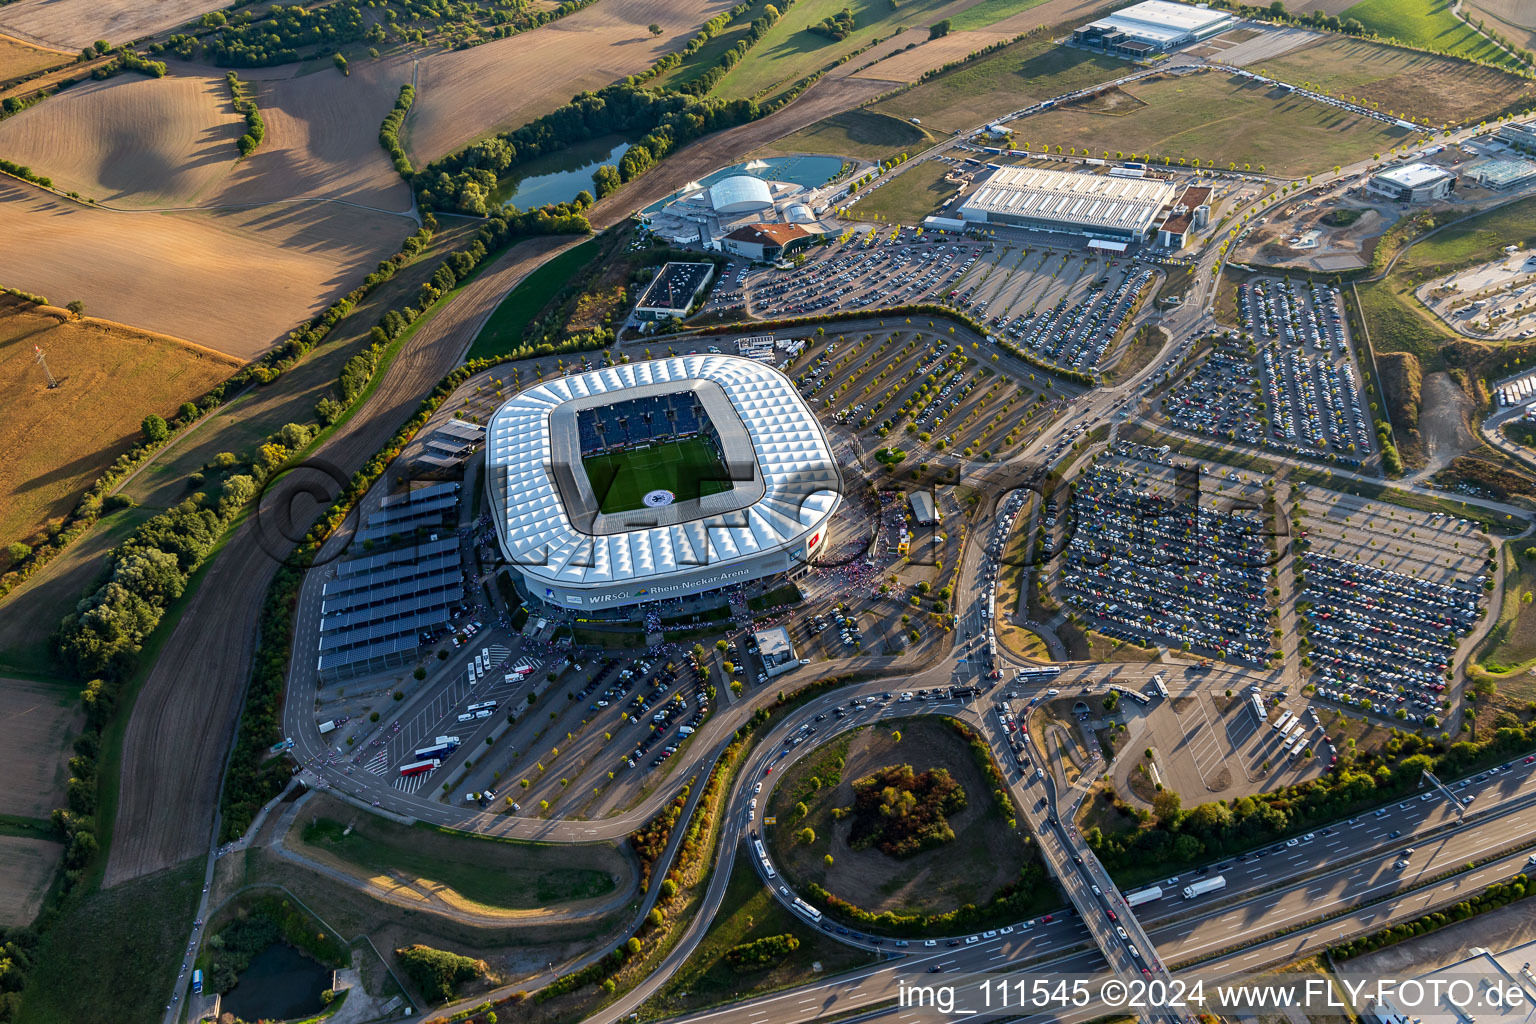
798 827 816 844
141 414 169 444
930 18 951 38
648 22 662 34
66 299 86 318
1152 788 1182 825
5 541 30 565
333 52 349 76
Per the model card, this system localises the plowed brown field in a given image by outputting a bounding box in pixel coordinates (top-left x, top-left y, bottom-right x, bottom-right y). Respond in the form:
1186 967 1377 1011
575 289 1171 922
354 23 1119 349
0 0 228 50
406 0 737 163
0 297 240 547
0 180 412 358
0 837 62 926
0 676 82 819
0 70 242 207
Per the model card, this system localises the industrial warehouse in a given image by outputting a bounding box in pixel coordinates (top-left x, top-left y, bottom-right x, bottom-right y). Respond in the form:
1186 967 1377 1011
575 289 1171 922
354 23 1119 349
484 354 841 611
954 165 1181 241
1072 0 1238 57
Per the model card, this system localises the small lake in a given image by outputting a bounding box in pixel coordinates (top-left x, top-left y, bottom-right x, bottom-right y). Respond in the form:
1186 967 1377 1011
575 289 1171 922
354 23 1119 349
641 154 848 215
495 136 632 211
219 943 332 1023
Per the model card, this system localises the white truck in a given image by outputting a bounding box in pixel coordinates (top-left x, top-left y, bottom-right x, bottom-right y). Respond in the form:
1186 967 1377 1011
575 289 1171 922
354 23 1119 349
1182 875 1226 899
318 720 338 735
1124 886 1162 907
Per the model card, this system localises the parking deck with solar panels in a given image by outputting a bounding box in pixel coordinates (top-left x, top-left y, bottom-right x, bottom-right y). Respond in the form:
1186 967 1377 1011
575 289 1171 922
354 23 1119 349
420 419 484 467
317 488 465 679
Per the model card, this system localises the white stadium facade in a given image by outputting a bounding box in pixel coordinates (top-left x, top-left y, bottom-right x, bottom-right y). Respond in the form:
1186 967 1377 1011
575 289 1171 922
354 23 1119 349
485 355 841 611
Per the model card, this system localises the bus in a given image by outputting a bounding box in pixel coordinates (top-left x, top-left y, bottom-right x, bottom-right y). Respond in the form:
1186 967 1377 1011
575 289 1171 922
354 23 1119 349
1151 673 1169 699
399 758 441 777
1273 711 1293 732
467 700 497 712
192 969 203 995
1017 666 1063 680
1249 692 1266 723
792 897 823 923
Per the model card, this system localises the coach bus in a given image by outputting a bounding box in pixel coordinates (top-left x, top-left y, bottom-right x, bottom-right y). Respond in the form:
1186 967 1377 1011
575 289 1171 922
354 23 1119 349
467 700 497 712
792 898 823 923
1017 666 1063 680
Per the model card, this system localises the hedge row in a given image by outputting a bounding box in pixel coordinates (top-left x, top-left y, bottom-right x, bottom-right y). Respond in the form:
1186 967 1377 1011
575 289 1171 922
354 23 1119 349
1332 874 1530 958
379 83 415 178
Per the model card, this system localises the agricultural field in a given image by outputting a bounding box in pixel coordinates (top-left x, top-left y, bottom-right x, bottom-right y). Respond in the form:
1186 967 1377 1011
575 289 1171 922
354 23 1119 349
0 179 415 359
948 0 1052 31
709 0 956 103
0 676 80 819
1340 0 1519 69
871 34 1125 132
406 0 739 164
754 108 934 159
1258 36 1536 126
850 29 1018 82
0 31 68 80
0 58 414 211
0 70 244 208
0 836 62 927
1468 0 1536 53
0 297 241 549
990 69 1412 176
0 0 226 50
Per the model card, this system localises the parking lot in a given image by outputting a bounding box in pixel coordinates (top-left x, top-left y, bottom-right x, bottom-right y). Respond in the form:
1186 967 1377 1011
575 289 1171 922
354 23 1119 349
1161 278 1372 466
1053 445 1279 665
1293 491 1492 724
784 327 1061 462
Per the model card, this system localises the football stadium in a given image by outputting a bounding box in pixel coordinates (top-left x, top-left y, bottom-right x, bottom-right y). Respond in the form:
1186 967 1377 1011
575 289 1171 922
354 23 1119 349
485 354 841 610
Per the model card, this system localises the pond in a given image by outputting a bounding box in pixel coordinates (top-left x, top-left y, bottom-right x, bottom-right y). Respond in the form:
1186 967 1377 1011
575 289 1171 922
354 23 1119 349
219 943 332 1023
494 136 632 211
641 154 848 215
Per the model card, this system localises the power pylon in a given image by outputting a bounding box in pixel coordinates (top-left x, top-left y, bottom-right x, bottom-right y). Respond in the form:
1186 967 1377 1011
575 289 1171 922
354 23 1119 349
34 345 58 389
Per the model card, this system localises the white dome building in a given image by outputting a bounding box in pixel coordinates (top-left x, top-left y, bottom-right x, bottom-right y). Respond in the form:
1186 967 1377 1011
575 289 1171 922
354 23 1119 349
709 175 774 215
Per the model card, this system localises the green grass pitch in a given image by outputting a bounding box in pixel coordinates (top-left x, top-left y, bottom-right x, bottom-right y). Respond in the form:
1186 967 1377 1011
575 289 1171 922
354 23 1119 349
583 435 734 514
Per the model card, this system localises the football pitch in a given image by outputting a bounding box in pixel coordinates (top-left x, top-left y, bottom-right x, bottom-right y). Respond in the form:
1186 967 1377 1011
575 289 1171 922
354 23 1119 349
583 436 733 514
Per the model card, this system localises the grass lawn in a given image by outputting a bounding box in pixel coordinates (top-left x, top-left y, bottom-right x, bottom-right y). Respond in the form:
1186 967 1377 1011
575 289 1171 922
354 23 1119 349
756 108 933 161
712 0 955 102
1476 541 1536 676
948 0 1051 31
1395 195 1536 274
1257 37 1536 126
16 858 204 1024
875 35 1125 132
1354 279 1454 370
1341 0 1520 69
297 813 627 909
842 160 959 225
992 70 1413 176
467 237 600 361
640 847 876 1019
584 435 732 513
653 0 776 90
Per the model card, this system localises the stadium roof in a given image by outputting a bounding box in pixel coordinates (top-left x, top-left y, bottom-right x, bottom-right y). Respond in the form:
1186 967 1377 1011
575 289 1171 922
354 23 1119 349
959 166 1176 235
486 355 840 589
710 175 774 213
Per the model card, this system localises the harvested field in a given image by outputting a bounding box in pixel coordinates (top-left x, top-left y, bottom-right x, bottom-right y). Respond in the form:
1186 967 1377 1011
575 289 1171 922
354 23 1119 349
0 297 241 548
992 70 1412 176
1468 0 1536 53
949 0 1052 31
0 0 227 50
0 836 62 926
872 33 1125 132
0 676 80 819
851 30 1016 82
0 180 414 359
104 232 583 887
0 31 68 80
1341 0 1517 68
406 0 738 164
0 70 242 207
1260 37 1536 125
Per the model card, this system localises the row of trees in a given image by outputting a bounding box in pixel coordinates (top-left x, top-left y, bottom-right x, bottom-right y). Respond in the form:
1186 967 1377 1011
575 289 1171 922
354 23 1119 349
1332 874 1529 958
725 933 799 970
1087 722 1536 874
225 72 265 157
379 83 416 177
808 7 856 41
666 0 793 97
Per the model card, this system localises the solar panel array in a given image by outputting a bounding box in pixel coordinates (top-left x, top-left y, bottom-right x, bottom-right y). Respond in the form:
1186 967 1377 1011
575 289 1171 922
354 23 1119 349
316 489 464 677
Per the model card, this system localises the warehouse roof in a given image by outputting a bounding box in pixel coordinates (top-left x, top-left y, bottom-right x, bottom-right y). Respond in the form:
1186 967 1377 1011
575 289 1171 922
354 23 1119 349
485 355 840 588
1373 162 1453 188
1084 0 1235 44
959 166 1177 235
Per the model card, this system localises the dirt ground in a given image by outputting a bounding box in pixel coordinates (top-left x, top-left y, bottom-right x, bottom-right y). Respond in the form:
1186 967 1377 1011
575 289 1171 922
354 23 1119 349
0 298 241 548
0 30 69 79
0 0 227 50
0 179 415 359
769 717 1031 916
0 836 63 926
405 0 738 164
0 676 81 819
850 29 1016 83
103 232 582 887
1417 371 1479 475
